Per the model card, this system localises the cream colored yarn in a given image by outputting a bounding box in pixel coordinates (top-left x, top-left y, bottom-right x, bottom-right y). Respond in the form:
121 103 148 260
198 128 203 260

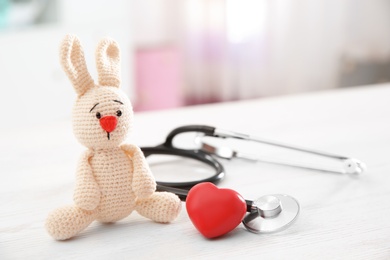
46 35 181 240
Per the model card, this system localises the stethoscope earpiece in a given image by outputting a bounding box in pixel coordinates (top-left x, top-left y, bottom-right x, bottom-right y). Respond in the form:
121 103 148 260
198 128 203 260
342 158 367 176
242 194 300 234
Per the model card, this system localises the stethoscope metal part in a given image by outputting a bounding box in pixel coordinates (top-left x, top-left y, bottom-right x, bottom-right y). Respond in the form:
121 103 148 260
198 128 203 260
243 194 300 234
201 127 367 176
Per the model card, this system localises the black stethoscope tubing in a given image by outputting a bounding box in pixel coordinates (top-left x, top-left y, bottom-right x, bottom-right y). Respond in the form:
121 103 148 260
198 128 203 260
141 125 254 212
142 146 224 191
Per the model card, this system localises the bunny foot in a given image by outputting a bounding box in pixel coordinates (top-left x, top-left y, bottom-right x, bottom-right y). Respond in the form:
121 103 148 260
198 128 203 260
46 205 96 240
136 192 182 223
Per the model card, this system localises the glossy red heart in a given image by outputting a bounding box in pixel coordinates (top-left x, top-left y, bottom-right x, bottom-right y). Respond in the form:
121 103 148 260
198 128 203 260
186 182 247 238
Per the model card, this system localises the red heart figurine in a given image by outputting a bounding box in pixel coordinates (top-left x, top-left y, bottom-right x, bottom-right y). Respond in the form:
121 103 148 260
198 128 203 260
186 182 247 238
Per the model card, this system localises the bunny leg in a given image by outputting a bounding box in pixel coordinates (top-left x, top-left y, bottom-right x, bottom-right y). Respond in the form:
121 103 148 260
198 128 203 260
136 192 181 223
46 205 97 240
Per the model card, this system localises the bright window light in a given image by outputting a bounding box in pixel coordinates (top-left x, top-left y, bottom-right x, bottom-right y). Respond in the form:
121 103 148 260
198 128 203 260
226 0 267 44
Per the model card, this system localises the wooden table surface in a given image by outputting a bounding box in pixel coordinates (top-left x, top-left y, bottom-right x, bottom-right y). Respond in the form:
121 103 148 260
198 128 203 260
1 84 389 259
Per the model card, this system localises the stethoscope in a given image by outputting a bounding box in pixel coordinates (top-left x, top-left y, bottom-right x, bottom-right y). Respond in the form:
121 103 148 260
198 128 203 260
141 125 366 238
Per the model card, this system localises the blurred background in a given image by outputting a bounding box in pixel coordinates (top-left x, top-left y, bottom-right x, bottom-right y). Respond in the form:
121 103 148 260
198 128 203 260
0 0 389 126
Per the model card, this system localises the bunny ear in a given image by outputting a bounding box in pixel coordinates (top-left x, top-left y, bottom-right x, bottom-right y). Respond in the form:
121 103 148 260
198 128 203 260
95 38 121 88
60 34 95 96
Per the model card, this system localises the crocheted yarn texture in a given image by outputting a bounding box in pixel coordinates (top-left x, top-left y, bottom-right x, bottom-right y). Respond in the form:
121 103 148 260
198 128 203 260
46 35 181 240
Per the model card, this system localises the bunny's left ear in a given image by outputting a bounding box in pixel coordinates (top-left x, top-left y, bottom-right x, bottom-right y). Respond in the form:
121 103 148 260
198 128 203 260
95 38 121 88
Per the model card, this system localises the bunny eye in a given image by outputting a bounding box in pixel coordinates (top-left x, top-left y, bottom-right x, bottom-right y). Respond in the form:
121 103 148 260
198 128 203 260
96 112 102 119
116 110 122 117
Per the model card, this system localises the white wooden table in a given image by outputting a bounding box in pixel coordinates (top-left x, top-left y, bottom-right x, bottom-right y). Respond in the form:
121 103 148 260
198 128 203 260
1 84 390 259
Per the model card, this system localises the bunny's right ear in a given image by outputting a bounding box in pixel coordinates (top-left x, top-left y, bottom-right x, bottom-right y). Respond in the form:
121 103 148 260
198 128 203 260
60 34 95 96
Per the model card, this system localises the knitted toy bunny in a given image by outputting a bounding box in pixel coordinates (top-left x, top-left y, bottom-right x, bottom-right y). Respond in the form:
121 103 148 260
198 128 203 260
45 35 181 240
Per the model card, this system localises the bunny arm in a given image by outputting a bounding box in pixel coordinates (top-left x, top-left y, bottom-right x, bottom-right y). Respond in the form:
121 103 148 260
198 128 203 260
73 150 101 210
121 144 156 199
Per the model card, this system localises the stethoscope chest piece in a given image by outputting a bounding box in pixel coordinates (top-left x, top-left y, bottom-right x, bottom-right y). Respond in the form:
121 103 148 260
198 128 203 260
243 194 300 234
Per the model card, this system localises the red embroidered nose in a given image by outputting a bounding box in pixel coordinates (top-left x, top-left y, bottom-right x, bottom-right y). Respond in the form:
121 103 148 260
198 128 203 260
99 116 117 132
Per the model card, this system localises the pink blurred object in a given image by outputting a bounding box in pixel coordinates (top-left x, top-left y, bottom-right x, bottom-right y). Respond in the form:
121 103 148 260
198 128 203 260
134 46 183 111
